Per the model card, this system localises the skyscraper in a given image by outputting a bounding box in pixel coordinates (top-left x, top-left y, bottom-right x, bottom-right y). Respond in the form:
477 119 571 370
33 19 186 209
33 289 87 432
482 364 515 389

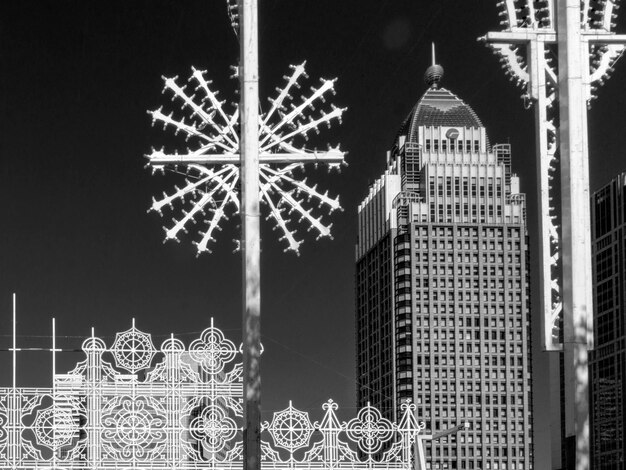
355 62 533 470
590 173 626 469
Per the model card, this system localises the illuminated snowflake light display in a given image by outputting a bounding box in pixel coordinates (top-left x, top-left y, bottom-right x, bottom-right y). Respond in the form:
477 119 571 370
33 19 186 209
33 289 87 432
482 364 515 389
147 63 346 255
1 320 430 470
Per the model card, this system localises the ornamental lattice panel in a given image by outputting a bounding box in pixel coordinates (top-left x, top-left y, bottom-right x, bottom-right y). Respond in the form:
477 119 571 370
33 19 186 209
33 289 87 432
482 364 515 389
0 319 426 469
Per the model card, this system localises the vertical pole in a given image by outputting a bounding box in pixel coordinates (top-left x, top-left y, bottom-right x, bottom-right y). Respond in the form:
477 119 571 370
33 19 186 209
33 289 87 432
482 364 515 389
557 1 593 468
11 293 16 470
239 1 261 470
12 293 16 390
52 317 56 466
528 37 564 469
529 36 557 352
52 317 56 382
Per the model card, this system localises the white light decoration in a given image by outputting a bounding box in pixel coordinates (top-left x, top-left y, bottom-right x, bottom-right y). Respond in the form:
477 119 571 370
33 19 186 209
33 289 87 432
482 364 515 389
147 63 346 255
1 319 433 470
481 0 626 350
226 0 239 36
481 2 626 468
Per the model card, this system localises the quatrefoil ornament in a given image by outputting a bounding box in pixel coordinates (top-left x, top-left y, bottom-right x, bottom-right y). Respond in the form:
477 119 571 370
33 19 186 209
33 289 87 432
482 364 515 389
345 403 394 456
189 320 238 374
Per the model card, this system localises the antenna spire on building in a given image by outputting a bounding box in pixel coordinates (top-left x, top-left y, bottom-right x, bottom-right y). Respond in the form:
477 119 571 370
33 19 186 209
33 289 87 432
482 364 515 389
424 42 444 89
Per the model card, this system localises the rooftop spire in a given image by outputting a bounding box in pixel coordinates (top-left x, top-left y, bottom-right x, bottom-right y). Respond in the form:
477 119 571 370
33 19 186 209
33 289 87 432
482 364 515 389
424 42 444 89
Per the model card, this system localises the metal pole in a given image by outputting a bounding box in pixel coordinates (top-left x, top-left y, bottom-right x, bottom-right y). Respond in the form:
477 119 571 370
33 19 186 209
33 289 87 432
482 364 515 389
52 317 56 382
239 1 261 470
12 293 16 390
528 36 565 468
557 1 593 468
52 317 56 468
11 293 17 470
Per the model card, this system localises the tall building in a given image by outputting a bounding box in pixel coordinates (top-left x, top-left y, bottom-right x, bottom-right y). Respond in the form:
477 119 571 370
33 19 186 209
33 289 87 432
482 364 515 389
590 173 626 470
355 63 533 470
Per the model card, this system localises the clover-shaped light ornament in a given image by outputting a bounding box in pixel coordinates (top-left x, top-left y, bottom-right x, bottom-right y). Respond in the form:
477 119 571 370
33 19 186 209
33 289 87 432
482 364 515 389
189 405 238 455
147 62 346 255
189 318 238 375
345 402 394 457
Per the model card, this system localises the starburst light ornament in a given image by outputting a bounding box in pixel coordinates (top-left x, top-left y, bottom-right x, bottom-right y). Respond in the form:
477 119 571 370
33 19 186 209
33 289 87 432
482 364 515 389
147 62 346 255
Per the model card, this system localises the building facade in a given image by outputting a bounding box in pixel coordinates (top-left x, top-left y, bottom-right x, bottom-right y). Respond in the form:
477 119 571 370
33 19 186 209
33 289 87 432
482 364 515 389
590 173 626 470
356 65 533 470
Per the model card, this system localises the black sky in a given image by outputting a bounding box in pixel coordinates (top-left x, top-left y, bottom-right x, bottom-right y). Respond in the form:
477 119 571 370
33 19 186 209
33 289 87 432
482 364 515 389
1 1 625 465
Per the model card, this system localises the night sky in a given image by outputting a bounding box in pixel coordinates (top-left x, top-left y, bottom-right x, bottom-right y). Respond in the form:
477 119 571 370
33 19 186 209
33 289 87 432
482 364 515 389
1 1 625 465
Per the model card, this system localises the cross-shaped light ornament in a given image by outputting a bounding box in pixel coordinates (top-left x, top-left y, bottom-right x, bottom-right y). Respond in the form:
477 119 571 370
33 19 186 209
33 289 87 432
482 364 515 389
481 0 626 351
481 2 626 469
146 63 346 255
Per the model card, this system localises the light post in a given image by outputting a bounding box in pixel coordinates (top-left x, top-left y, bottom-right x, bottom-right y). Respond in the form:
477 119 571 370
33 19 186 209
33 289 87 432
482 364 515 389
482 1 626 468
146 4 347 470
239 1 262 468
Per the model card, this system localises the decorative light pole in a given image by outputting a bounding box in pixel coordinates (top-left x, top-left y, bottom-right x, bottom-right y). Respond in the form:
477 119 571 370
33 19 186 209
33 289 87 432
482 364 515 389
239 2 261 469
481 1 626 468
146 2 346 470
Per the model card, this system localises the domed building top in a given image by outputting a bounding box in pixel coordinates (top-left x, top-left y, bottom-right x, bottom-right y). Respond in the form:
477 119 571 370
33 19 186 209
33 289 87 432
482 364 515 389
396 87 484 143
414 87 481 128
396 45 484 143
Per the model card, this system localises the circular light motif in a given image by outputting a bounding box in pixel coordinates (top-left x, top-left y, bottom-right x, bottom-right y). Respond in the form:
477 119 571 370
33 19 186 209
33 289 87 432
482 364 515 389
111 325 156 374
33 406 77 449
266 402 314 454
101 396 167 460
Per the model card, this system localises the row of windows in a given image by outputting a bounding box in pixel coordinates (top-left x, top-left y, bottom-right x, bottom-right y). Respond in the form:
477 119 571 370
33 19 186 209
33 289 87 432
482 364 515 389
428 175 503 199
414 393 527 409
457 461 528 470
430 202 505 218
412 240 522 251
418 394 524 410
410 278 522 289
414 329 523 341
398 226 521 239
414 343 525 356
412 265 522 277
410 290 523 303
412 252 522 264
412 304 524 316
413 317 523 328
414 375 526 393
424 138 480 153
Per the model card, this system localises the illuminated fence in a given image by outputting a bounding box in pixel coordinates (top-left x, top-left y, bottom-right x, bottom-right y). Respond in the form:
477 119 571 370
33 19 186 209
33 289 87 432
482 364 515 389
0 320 426 470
